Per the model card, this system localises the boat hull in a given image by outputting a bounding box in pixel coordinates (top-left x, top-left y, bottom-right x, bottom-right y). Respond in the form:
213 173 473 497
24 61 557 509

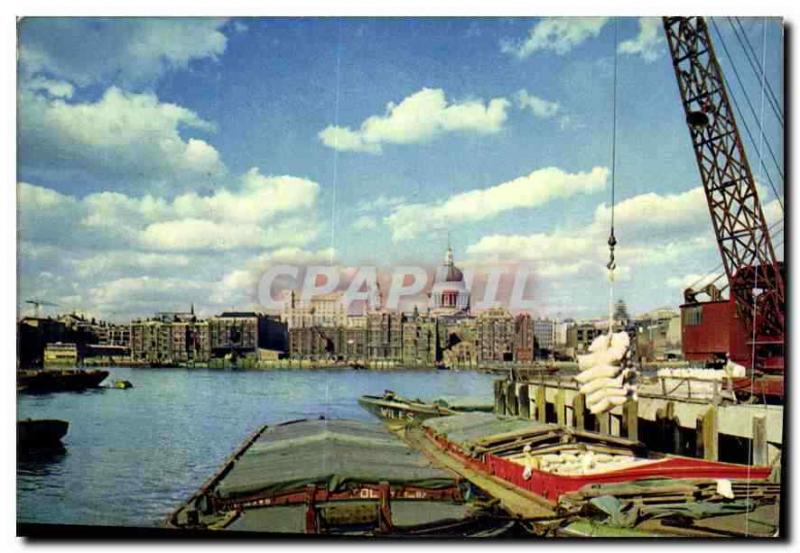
358 395 454 423
17 369 109 393
18 419 69 448
422 414 773 503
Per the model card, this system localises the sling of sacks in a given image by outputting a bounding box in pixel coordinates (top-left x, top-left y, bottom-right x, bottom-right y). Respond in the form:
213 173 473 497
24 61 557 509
538 450 636 475
521 447 637 478
575 331 637 415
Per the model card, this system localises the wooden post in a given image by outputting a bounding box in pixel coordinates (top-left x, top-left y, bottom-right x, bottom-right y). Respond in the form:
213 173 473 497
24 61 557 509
536 384 547 423
666 401 681 455
701 406 718 461
506 381 518 416
695 413 705 459
597 412 610 435
622 399 638 441
555 388 566 426
752 414 768 466
572 393 586 430
518 384 531 419
494 380 506 415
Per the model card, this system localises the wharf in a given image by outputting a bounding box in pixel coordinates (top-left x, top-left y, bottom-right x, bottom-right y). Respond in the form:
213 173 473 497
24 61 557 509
494 376 782 467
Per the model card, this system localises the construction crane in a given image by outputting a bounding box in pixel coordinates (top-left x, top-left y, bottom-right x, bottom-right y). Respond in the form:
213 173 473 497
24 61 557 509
25 298 59 318
663 17 784 400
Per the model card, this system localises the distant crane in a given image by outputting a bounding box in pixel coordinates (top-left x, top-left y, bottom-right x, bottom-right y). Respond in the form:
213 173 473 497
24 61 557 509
25 299 59 318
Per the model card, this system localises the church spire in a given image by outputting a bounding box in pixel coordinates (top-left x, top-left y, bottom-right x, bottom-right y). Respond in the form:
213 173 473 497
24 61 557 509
445 231 454 267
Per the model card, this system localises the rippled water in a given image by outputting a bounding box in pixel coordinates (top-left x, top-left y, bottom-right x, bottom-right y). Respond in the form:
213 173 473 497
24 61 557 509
17 367 495 528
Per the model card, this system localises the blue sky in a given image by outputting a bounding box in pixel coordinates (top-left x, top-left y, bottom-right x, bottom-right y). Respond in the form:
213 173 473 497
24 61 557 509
17 17 785 321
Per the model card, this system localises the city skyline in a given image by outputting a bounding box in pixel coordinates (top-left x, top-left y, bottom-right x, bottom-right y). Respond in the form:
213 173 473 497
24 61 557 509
17 17 784 322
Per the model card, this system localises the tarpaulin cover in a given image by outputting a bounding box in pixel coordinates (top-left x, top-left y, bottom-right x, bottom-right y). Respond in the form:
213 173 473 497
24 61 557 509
215 419 456 499
432 395 493 412
422 412 551 449
589 494 758 528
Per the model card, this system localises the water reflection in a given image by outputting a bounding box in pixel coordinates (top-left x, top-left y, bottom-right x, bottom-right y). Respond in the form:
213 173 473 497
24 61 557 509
17 446 67 478
17 367 495 527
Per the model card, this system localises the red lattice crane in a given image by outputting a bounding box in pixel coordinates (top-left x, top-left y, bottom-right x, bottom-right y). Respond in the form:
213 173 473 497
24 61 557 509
663 17 784 400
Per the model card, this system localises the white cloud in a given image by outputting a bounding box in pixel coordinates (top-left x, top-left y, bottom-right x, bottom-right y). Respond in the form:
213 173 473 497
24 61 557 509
590 187 711 241
352 215 378 230
19 18 229 87
19 86 225 185
18 168 321 252
464 185 728 296
211 247 336 306
319 88 510 154
618 18 665 63
515 89 560 118
139 217 317 251
385 166 608 241
19 173 331 318
467 233 594 263
73 251 192 278
666 273 720 290
23 76 75 98
501 17 608 59
356 195 406 213
88 276 214 315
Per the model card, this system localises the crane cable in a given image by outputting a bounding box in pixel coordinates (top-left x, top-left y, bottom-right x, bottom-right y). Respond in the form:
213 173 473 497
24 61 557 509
606 18 619 338
710 18 785 211
731 16 784 128
745 17 770 539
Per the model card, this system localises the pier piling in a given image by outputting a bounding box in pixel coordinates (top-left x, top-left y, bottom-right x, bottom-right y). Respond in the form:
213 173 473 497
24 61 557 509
572 393 586 431
555 388 566 426
518 384 530 419
535 385 547 423
506 382 518 416
752 414 768 466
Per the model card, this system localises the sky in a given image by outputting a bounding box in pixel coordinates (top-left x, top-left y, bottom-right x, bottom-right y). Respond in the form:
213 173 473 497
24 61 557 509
16 16 785 321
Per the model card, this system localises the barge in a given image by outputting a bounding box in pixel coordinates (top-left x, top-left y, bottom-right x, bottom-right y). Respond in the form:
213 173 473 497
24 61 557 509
17 419 69 450
358 390 492 424
166 417 520 536
413 412 779 537
17 368 109 393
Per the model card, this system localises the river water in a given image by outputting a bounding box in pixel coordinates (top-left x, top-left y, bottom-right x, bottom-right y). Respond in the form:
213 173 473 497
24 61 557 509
17 367 495 528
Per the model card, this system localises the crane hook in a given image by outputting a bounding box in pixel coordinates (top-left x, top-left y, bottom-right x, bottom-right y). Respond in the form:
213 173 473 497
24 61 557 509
606 230 617 272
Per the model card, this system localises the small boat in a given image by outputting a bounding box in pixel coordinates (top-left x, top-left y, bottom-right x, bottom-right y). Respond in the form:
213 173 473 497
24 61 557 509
112 379 133 389
18 419 69 449
359 390 493 424
17 369 109 393
166 417 520 536
411 412 779 536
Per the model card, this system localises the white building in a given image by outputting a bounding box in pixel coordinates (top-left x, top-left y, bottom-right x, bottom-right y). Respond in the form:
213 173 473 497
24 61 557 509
281 291 348 329
429 246 470 318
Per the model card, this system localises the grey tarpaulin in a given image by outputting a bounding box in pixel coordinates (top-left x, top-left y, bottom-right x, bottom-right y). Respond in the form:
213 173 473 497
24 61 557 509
215 419 456 499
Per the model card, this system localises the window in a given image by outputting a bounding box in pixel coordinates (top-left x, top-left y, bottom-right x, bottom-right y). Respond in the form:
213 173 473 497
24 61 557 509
683 306 703 326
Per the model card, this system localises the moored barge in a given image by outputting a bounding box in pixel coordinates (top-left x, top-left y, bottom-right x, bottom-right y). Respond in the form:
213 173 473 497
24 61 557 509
17 368 109 393
358 390 492 424
166 417 520 536
17 419 69 450
413 412 779 537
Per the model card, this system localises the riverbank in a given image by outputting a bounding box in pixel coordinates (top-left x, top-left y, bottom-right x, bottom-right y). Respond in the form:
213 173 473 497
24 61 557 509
74 357 691 372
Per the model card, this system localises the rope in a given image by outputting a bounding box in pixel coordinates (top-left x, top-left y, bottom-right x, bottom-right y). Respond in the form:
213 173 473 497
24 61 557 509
710 19 785 211
328 21 343 266
606 18 619 338
730 17 784 128
745 18 770 538
686 220 783 291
